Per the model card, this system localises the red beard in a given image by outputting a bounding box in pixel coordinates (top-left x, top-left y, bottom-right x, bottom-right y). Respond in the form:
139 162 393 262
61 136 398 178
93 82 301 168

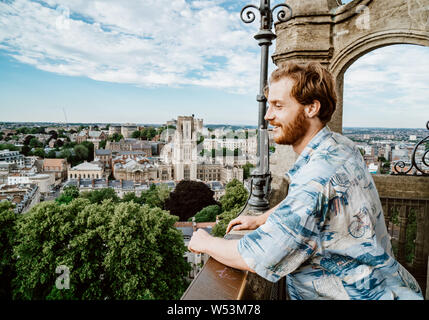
271 108 309 145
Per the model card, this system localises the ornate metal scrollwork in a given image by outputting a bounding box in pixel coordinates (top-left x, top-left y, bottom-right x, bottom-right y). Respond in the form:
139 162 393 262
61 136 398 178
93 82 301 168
392 121 429 176
240 1 293 25
271 3 293 22
240 4 259 24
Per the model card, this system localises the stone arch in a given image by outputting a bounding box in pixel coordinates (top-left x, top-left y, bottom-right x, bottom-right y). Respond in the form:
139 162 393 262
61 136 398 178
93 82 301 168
330 31 429 132
273 0 429 133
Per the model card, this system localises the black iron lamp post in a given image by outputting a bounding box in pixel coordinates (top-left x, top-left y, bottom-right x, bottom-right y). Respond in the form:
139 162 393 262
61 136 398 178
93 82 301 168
240 1 293 211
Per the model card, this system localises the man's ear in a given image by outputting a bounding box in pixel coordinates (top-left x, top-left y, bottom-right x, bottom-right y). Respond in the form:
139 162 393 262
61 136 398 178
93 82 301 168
305 100 321 118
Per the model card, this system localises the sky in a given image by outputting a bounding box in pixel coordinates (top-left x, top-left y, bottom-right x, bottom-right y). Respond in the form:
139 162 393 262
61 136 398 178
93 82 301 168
0 0 428 128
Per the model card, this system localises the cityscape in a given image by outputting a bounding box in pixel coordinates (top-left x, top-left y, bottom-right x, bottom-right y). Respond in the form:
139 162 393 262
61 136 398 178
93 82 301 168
1 116 428 299
0 0 428 305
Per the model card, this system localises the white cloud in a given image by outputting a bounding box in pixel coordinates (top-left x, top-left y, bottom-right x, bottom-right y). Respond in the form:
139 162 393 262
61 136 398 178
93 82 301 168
0 0 261 93
343 45 429 128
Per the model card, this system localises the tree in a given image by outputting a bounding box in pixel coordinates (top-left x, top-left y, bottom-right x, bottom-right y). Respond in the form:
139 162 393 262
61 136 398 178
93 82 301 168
122 192 141 204
212 207 241 238
0 201 16 299
29 137 43 148
131 130 141 139
12 198 190 300
20 144 31 156
33 148 46 158
242 163 255 180
80 141 94 162
105 202 190 299
211 179 249 238
13 200 85 299
54 139 64 149
0 143 19 151
56 185 80 205
189 204 221 223
17 127 30 135
110 133 123 142
80 188 120 205
219 179 248 212
164 180 219 221
48 130 58 139
47 150 57 159
23 135 35 146
99 140 107 149
59 149 73 164
74 144 88 162
140 184 170 208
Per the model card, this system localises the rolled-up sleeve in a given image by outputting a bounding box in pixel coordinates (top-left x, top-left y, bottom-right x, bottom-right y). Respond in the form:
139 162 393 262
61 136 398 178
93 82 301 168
238 182 325 282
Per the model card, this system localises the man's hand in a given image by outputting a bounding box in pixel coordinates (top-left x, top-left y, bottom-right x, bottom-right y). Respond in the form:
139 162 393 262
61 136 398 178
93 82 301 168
226 215 264 234
188 228 212 254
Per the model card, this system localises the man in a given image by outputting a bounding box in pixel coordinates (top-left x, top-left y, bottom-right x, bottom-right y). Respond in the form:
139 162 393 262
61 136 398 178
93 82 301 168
188 62 423 300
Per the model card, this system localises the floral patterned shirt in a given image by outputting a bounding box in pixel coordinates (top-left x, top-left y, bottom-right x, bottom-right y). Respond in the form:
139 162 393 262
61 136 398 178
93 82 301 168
238 126 423 300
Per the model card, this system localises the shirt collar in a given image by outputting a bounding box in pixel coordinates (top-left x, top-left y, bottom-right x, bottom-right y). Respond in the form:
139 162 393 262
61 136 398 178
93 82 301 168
286 126 333 180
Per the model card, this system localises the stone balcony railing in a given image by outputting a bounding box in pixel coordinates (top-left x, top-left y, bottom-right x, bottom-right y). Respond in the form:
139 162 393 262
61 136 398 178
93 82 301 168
181 174 429 300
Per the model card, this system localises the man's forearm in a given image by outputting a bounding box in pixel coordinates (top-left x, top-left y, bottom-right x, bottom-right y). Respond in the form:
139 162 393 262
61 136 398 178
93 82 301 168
259 202 280 224
205 237 255 273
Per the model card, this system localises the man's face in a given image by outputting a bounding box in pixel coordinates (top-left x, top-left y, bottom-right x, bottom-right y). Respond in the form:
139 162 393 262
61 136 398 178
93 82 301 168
265 77 309 145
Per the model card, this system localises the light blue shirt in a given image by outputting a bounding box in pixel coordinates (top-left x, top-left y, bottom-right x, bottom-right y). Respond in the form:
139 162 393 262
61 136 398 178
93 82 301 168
238 126 423 300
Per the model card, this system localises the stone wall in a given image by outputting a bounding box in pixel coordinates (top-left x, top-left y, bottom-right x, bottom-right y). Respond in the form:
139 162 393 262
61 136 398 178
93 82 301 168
373 174 429 199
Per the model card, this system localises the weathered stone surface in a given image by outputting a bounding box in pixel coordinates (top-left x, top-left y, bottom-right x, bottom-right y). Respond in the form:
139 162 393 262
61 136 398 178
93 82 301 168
373 174 429 199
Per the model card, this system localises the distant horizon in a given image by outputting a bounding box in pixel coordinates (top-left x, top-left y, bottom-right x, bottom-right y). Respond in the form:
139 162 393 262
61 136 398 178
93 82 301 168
0 121 426 130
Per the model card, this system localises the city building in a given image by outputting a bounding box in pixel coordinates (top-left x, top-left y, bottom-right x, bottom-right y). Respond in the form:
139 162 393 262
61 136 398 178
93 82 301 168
108 125 122 136
121 124 139 139
0 183 40 214
171 115 202 181
106 138 152 156
0 149 25 167
94 149 112 168
43 158 68 181
68 161 104 180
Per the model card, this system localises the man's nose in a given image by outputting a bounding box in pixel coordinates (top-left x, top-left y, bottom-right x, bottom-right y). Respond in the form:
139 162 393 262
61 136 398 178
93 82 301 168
264 105 273 121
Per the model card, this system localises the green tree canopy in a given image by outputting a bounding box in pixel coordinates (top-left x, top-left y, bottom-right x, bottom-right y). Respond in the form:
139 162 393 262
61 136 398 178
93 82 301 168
74 144 88 162
242 162 255 180
0 143 19 151
33 148 46 158
164 180 219 221
11 198 190 300
219 179 248 212
56 185 80 205
131 130 141 139
110 133 123 142
140 184 170 208
29 138 43 149
189 204 221 223
212 179 249 238
80 188 120 205
0 201 16 299
47 150 57 159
